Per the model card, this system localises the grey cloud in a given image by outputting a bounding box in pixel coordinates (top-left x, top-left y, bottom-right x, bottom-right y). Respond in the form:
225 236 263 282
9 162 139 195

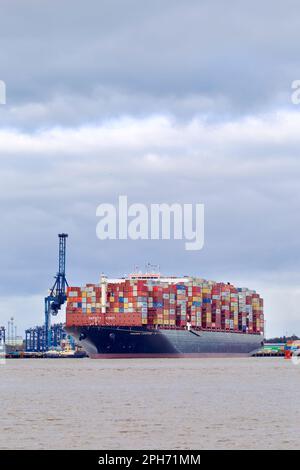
1 0 300 126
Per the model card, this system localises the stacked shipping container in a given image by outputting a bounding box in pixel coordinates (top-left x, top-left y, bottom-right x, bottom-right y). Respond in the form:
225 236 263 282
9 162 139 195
66 277 264 335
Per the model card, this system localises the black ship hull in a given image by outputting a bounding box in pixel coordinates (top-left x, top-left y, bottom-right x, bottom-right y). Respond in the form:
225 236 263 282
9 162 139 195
66 325 263 358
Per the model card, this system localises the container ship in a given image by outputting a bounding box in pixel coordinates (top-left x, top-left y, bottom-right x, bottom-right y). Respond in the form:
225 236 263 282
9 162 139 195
65 273 264 358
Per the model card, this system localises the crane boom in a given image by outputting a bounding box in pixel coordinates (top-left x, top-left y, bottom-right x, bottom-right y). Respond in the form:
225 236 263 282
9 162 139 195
45 234 68 350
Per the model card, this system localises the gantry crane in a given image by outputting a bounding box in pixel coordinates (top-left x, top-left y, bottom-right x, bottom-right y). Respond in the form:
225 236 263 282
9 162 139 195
45 234 68 350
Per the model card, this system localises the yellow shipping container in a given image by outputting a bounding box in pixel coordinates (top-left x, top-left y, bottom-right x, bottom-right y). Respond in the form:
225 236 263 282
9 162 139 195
202 288 211 294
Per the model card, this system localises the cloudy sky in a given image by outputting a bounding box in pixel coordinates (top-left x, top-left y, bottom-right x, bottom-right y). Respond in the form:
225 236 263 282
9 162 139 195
1 0 300 337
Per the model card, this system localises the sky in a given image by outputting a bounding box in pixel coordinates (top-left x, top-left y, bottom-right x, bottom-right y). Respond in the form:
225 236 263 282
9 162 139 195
0 0 300 337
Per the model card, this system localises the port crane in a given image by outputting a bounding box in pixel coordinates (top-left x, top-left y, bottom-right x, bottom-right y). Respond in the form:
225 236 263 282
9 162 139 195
44 234 68 350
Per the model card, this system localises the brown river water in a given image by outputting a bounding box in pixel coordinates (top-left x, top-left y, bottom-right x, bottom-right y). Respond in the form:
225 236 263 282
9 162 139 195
0 357 299 450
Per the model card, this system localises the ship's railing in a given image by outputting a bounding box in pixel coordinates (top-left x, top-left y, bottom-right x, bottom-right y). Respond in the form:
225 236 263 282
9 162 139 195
73 322 263 335
151 325 262 335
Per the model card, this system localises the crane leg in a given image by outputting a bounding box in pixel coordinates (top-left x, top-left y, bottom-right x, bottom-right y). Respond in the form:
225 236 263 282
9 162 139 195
45 297 51 351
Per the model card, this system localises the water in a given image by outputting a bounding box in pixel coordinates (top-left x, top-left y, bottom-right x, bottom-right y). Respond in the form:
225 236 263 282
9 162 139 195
1 358 299 449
